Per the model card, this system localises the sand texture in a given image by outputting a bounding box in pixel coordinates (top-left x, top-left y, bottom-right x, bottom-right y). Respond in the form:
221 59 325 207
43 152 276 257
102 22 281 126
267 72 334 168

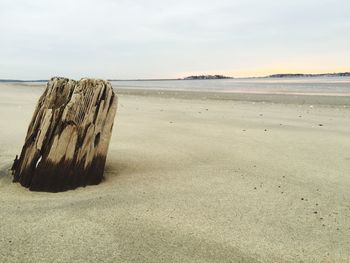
0 84 349 262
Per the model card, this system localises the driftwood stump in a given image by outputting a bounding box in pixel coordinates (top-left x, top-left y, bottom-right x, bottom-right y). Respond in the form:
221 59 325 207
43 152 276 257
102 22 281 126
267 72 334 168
12 77 118 192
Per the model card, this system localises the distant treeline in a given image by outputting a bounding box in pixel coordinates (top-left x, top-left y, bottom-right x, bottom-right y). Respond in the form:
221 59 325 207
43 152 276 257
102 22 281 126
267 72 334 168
184 75 233 80
267 72 350 78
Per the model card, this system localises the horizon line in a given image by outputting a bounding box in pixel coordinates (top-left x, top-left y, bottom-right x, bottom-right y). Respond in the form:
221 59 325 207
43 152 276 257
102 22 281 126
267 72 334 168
1 71 350 82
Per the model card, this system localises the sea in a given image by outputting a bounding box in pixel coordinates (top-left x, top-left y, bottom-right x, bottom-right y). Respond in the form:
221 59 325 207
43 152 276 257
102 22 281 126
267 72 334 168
110 77 350 96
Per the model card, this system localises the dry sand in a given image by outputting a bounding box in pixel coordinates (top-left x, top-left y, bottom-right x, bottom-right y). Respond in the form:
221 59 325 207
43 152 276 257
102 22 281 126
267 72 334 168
0 83 349 262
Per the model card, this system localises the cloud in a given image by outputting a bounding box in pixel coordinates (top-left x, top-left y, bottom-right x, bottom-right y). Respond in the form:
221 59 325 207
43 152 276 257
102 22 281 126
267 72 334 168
0 0 349 78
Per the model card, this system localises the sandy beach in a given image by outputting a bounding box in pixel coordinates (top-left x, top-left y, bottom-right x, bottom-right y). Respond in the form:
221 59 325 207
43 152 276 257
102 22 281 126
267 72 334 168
0 83 349 262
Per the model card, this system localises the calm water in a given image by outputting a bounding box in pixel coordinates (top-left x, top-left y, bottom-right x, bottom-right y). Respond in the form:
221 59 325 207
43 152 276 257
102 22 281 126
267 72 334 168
111 77 350 96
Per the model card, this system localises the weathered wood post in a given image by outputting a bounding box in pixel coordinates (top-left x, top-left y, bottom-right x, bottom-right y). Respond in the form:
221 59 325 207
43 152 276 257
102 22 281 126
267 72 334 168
12 77 118 192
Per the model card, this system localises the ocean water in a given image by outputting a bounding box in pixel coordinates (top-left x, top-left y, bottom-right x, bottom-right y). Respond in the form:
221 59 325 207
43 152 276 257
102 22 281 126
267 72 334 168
111 77 350 96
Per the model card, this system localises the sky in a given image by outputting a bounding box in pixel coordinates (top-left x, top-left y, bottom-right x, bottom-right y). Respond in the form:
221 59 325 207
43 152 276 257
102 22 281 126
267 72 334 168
0 0 349 79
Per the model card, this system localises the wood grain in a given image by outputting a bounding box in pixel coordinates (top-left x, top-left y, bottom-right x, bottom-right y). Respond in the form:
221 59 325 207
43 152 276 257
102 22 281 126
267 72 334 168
12 77 118 192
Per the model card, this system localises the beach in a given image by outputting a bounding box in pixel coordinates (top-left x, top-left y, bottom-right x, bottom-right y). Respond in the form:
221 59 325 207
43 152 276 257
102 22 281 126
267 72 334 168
0 83 349 262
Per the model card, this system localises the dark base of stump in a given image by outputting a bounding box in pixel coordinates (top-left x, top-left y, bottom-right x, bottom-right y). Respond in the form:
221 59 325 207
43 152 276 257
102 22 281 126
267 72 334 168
12 155 107 193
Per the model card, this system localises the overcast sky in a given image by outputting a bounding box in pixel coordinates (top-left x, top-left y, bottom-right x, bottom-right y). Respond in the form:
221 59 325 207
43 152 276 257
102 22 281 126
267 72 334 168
0 0 349 79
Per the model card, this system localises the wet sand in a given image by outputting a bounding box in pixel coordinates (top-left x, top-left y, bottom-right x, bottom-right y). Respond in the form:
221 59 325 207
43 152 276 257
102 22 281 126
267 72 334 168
0 84 349 262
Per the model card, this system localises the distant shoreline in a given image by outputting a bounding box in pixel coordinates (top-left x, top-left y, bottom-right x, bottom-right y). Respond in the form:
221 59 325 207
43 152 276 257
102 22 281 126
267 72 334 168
114 88 350 106
0 79 47 83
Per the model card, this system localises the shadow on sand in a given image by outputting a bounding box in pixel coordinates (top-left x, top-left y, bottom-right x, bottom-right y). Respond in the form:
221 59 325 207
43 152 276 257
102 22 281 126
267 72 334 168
0 163 11 179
